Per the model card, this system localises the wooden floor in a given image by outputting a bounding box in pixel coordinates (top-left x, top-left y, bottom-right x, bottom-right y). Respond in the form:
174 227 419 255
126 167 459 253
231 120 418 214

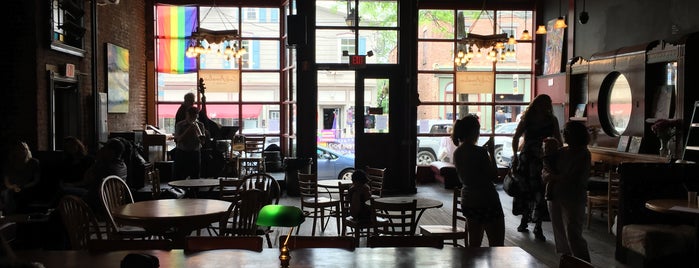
270 180 630 268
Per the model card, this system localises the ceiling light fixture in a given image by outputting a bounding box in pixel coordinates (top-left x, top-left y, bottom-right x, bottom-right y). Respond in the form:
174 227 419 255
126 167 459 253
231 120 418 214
454 2 509 67
185 5 247 60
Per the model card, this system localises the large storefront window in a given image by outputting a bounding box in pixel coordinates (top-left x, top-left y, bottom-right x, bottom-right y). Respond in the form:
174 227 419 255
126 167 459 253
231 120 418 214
154 5 283 147
416 9 534 167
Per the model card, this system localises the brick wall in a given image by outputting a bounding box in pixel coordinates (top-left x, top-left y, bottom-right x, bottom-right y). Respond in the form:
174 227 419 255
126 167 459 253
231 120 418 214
0 0 147 152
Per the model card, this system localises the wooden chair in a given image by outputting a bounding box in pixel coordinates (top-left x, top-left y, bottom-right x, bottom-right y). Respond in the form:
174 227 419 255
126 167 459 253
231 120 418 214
87 239 172 252
99 175 150 239
419 187 468 247
240 172 281 247
297 172 341 236
338 182 374 245
365 166 386 198
366 235 444 248
218 178 245 202
218 189 268 237
58 195 103 249
184 236 264 252
559 254 594 268
586 170 620 233
371 198 417 236
280 236 356 251
243 136 266 158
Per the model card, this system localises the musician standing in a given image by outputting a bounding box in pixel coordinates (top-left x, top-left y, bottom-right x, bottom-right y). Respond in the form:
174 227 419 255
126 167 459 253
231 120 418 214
174 106 205 180
175 92 195 124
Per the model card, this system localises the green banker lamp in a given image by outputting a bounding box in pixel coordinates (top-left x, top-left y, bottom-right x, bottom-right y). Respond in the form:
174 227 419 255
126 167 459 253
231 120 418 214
257 205 305 268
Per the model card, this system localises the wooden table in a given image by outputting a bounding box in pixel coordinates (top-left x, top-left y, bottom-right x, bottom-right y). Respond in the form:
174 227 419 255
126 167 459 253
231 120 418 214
167 178 220 197
111 199 231 247
645 199 699 257
317 179 352 189
13 247 548 268
367 197 443 231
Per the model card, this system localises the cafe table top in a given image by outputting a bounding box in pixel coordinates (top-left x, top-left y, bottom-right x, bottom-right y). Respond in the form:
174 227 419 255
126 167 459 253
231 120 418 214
13 247 548 268
316 179 353 189
167 178 221 189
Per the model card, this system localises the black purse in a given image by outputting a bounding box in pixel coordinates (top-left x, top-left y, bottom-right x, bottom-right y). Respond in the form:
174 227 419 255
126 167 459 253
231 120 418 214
502 169 521 197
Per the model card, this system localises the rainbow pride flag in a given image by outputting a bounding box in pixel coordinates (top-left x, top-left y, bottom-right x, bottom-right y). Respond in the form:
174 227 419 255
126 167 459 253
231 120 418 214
156 5 197 74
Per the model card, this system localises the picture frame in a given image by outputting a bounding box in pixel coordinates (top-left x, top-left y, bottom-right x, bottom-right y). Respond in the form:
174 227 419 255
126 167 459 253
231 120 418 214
628 136 642 153
543 18 565 75
106 43 129 113
617 136 630 152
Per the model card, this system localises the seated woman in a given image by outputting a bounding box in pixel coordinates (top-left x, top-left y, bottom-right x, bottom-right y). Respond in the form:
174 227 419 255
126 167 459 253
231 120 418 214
2 141 41 214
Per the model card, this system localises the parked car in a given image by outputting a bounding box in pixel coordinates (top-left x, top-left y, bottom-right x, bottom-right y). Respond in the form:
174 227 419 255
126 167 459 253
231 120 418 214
416 120 453 165
317 146 355 180
417 120 517 167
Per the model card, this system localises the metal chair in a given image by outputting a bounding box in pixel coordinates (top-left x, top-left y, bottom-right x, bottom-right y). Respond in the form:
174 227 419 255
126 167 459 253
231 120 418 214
58 195 103 249
297 172 341 236
371 198 417 236
419 187 468 247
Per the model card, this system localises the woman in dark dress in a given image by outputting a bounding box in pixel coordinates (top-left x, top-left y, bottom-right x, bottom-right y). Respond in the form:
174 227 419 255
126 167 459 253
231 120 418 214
511 94 562 241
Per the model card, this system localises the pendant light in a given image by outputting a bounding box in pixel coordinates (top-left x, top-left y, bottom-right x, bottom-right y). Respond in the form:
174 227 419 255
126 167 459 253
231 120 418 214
554 0 567 29
579 0 589 24
520 11 531 40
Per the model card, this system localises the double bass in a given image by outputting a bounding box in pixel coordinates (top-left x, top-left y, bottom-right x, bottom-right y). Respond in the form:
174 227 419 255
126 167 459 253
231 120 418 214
197 78 226 177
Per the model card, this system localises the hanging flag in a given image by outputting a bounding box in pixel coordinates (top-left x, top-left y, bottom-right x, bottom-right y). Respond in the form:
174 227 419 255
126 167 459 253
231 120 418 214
156 5 198 73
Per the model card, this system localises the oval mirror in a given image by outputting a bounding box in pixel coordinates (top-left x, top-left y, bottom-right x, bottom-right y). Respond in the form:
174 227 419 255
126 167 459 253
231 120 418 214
599 72 632 136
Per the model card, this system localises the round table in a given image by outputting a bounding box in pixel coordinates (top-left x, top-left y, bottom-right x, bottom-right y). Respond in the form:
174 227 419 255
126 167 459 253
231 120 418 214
168 178 220 197
112 199 231 247
317 179 353 189
645 199 699 258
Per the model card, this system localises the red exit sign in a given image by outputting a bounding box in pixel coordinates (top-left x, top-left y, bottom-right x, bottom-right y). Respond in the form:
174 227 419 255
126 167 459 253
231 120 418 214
349 55 366 67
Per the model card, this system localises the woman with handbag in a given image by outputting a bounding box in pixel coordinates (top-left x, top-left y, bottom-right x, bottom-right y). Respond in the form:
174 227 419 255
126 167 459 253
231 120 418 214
511 94 563 241
452 114 504 247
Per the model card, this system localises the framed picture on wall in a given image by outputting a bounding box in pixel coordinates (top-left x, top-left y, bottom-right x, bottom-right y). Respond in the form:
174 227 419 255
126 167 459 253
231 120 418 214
543 18 565 75
106 43 129 113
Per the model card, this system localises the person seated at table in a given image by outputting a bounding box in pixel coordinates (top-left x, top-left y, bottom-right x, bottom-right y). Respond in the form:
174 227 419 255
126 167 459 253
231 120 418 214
451 114 505 247
2 141 41 214
60 136 95 184
64 138 128 212
349 170 372 223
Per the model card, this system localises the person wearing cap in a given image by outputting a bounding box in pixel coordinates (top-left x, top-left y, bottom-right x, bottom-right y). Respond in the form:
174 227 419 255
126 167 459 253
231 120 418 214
174 106 205 180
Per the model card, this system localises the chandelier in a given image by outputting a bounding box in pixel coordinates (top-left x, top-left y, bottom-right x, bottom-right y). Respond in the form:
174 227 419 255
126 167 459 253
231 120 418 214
454 6 517 67
185 6 247 60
